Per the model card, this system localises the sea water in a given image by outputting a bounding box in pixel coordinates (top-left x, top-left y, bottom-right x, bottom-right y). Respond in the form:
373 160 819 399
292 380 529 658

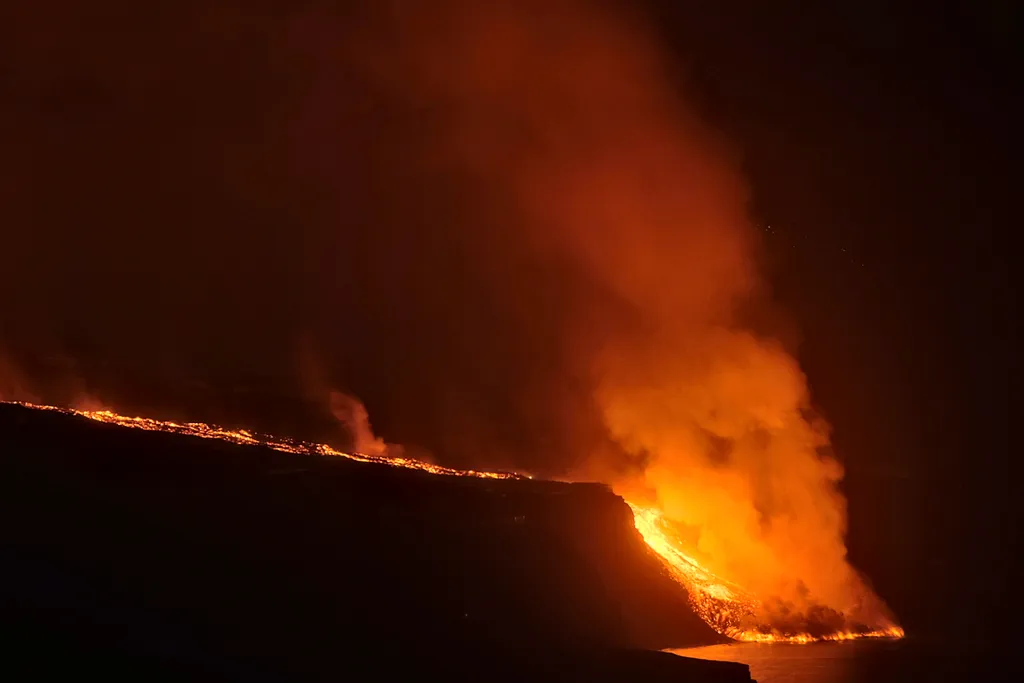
669 637 1011 682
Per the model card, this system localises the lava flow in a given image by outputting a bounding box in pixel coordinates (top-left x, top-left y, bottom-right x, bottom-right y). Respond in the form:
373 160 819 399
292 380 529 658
3 399 902 644
628 501 904 644
6 400 521 481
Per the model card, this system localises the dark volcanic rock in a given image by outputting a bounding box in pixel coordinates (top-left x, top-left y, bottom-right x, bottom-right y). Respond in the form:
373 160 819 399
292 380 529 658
0 403 745 681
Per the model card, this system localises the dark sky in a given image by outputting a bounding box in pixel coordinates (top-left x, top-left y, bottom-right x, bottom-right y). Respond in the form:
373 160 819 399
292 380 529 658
652 0 1019 643
2 0 1018 642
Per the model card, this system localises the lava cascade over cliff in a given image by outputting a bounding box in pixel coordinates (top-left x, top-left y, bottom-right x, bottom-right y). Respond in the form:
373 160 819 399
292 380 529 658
1 0 904 645
2 398 902 643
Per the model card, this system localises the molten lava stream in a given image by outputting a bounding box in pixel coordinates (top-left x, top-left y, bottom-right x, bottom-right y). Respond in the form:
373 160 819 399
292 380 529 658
627 502 904 644
4 400 903 644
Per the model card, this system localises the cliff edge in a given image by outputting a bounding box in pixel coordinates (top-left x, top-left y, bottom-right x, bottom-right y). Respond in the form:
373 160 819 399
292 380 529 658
0 403 747 681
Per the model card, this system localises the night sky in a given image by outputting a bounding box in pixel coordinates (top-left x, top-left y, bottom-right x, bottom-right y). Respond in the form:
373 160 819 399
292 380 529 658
2 0 1018 645
652 1 1018 644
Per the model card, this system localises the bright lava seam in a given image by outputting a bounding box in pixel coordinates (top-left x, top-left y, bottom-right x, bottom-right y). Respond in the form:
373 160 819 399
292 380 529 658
4 400 904 645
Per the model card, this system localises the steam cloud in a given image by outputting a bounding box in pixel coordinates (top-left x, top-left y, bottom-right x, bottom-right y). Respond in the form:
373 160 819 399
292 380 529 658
311 0 894 631
1 0 895 632
329 390 387 457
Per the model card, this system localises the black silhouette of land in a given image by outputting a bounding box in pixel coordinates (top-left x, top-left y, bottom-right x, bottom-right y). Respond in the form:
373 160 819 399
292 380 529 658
0 402 750 681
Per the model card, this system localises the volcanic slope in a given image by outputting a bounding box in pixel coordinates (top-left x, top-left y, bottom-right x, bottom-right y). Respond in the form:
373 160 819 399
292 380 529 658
0 402 749 682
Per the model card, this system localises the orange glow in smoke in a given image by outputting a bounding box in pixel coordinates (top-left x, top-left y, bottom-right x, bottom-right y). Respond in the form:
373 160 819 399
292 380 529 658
628 501 903 643
0 0 905 650
329 0 904 641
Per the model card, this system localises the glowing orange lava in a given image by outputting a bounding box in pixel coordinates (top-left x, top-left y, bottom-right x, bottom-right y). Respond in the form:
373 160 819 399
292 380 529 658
8 400 520 480
628 501 904 643
4 399 902 644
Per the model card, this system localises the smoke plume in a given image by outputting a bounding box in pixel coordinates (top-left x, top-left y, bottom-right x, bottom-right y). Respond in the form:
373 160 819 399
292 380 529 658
329 390 387 457
1 0 895 632
301 0 895 631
